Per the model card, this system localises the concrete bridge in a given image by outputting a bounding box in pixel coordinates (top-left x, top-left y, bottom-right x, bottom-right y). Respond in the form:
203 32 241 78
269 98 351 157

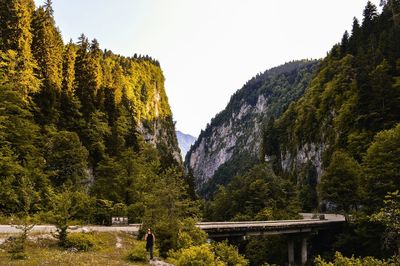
0 213 345 266
198 214 346 266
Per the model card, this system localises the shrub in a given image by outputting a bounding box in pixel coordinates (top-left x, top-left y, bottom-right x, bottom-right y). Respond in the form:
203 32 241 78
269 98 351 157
7 237 27 260
126 241 147 262
314 252 399 266
7 218 35 260
213 241 249 266
177 218 207 250
65 233 96 251
168 244 224 266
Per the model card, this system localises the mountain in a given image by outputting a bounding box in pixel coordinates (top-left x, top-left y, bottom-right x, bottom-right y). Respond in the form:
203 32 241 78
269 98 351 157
261 1 400 212
176 131 196 158
0 0 182 216
185 60 319 197
194 1 400 216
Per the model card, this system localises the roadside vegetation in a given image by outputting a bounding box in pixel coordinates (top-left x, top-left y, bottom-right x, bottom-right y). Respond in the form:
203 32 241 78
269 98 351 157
0 231 149 266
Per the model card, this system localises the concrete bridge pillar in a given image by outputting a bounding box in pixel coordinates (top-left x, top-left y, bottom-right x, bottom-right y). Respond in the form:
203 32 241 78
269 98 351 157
288 239 295 266
287 236 308 265
301 237 307 265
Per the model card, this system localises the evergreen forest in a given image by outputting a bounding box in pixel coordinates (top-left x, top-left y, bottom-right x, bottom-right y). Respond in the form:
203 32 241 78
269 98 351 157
187 1 400 265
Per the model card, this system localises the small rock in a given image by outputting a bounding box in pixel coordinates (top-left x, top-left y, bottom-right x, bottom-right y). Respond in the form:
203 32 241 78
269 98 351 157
115 236 122 248
67 247 78 253
149 257 175 266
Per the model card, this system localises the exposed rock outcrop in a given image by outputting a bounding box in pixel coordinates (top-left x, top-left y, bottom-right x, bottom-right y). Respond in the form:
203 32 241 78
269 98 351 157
185 60 319 194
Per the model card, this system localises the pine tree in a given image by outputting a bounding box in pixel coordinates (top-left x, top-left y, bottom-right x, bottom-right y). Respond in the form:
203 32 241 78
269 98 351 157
74 35 104 118
62 41 77 94
340 31 350 56
0 0 40 97
31 2 64 124
31 3 63 91
349 17 361 54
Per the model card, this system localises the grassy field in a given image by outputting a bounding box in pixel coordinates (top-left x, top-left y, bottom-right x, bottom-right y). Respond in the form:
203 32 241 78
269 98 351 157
0 231 151 266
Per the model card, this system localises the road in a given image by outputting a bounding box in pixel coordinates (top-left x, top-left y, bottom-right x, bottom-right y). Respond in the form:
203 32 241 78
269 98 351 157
0 214 345 235
0 224 141 234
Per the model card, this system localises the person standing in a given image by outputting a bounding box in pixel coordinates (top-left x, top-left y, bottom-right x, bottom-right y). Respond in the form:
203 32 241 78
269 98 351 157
144 228 155 259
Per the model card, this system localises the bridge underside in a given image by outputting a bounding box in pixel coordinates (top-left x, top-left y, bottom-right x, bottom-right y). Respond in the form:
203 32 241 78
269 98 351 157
199 214 346 266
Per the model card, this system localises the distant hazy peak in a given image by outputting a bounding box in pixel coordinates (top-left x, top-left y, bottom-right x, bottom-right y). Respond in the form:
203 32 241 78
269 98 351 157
176 131 196 159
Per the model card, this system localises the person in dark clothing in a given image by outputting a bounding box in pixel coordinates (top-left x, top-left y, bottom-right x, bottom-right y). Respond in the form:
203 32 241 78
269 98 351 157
144 228 155 259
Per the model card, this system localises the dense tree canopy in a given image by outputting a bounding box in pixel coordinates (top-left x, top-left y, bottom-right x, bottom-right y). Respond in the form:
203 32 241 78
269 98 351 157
0 0 185 238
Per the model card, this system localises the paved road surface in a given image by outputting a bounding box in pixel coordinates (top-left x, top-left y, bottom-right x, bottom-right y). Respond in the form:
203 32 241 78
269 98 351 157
0 224 141 234
0 214 345 234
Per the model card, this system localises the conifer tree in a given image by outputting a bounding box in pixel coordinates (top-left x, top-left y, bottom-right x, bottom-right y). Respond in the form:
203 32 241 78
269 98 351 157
0 0 40 96
31 2 64 124
31 3 63 91
62 41 77 94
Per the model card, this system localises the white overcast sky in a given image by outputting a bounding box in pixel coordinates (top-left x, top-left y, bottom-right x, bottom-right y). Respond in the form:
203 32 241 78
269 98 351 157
35 0 381 137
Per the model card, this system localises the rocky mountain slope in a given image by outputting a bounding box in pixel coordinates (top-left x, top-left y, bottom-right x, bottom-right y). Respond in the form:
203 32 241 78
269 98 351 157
185 60 319 195
176 131 196 158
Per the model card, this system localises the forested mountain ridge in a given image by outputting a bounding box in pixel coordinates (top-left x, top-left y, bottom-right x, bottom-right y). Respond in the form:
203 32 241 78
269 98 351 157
185 60 319 196
0 0 184 223
196 2 400 262
263 0 400 212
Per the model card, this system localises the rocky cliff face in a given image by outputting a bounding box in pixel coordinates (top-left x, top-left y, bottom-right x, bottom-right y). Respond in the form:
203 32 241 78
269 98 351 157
185 60 319 193
187 95 267 187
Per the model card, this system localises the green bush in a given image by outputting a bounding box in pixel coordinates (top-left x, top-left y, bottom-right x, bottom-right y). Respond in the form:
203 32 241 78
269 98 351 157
127 202 145 223
168 244 224 266
213 241 248 266
314 252 399 266
7 237 27 260
177 218 207 250
126 242 147 262
112 202 127 217
65 233 96 251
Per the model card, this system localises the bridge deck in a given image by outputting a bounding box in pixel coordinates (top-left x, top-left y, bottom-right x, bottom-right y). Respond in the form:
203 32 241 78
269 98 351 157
197 214 346 237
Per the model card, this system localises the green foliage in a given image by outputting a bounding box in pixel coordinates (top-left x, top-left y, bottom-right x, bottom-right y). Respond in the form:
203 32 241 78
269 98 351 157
176 218 207 250
244 236 287 266
167 244 224 266
141 167 200 257
49 190 94 246
65 233 96 251
206 164 300 221
199 151 258 199
363 123 400 211
45 131 89 188
93 199 113 225
0 0 40 96
127 202 145 223
112 202 127 217
0 0 183 241
168 241 248 266
314 251 398 266
332 213 389 258
212 241 248 266
256 0 400 218
7 216 35 260
318 150 361 212
126 241 148 262
31 3 64 124
371 191 400 253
